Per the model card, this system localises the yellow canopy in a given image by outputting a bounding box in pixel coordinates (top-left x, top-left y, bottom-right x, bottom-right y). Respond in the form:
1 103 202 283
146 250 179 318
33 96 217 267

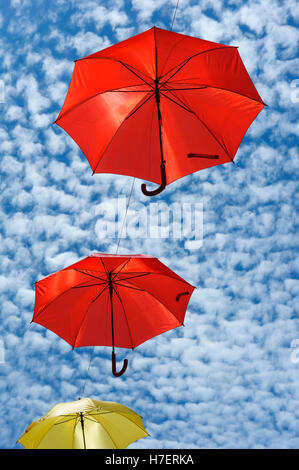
18 397 149 449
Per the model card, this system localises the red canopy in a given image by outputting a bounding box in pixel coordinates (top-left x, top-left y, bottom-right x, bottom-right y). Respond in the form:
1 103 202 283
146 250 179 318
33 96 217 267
55 27 265 196
32 253 195 376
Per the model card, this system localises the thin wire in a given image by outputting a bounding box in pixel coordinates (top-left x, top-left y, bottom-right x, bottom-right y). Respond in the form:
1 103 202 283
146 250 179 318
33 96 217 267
116 177 135 254
81 347 96 397
170 0 180 30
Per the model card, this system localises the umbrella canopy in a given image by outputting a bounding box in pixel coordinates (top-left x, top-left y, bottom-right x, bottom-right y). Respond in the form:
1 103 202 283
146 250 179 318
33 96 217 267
32 253 195 376
18 397 149 449
55 26 265 196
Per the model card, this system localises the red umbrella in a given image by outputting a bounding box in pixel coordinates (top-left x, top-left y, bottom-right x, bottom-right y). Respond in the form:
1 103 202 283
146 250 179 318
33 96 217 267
32 253 195 376
55 26 265 196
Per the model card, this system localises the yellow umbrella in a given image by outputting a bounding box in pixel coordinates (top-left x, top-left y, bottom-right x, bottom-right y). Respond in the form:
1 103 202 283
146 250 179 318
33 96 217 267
17 397 149 449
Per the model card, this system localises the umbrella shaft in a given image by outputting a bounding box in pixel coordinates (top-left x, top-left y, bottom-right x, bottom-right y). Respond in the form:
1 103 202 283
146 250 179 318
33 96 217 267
80 412 86 449
154 80 165 166
108 274 115 353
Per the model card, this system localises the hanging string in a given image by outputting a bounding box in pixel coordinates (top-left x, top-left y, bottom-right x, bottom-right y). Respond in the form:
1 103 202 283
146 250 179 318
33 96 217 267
170 0 180 30
80 347 95 397
116 177 135 254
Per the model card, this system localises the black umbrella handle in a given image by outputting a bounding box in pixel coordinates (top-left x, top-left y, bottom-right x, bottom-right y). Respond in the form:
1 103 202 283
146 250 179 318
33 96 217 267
141 163 166 196
112 351 128 377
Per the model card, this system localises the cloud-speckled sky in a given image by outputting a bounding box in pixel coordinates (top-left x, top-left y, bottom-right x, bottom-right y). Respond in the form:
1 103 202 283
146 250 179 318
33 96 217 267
0 0 298 449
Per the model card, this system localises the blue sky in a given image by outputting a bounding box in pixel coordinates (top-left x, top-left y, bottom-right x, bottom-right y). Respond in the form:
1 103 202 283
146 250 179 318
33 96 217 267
0 0 298 449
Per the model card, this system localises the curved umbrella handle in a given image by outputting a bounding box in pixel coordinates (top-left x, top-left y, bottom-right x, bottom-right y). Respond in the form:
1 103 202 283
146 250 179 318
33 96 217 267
112 351 128 377
141 163 166 197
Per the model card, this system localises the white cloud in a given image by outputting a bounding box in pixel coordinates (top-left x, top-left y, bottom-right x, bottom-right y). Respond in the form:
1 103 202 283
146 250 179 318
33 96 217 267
42 56 73 83
16 74 51 115
44 128 66 155
6 105 24 121
15 288 35 307
71 1 129 30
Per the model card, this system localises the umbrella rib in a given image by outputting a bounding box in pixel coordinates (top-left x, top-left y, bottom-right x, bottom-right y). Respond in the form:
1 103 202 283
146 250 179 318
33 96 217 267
163 86 208 91
116 412 149 435
55 85 151 123
159 36 186 79
109 61 154 88
114 273 151 282
92 92 154 174
72 284 108 348
97 418 119 449
71 282 107 289
160 89 233 162
105 83 151 91
77 56 154 89
113 281 145 292
115 277 186 330
111 257 132 281
32 278 106 323
119 275 193 324
83 412 115 425
166 80 265 106
116 272 186 283
192 82 266 106
90 408 148 436
103 83 153 92
159 57 190 86
91 284 108 304
118 271 194 286
159 46 234 83
74 269 107 282
123 91 155 121
83 416 101 424
108 89 152 92
99 257 109 278
87 411 114 416
112 284 134 350
54 416 77 425
134 287 184 325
